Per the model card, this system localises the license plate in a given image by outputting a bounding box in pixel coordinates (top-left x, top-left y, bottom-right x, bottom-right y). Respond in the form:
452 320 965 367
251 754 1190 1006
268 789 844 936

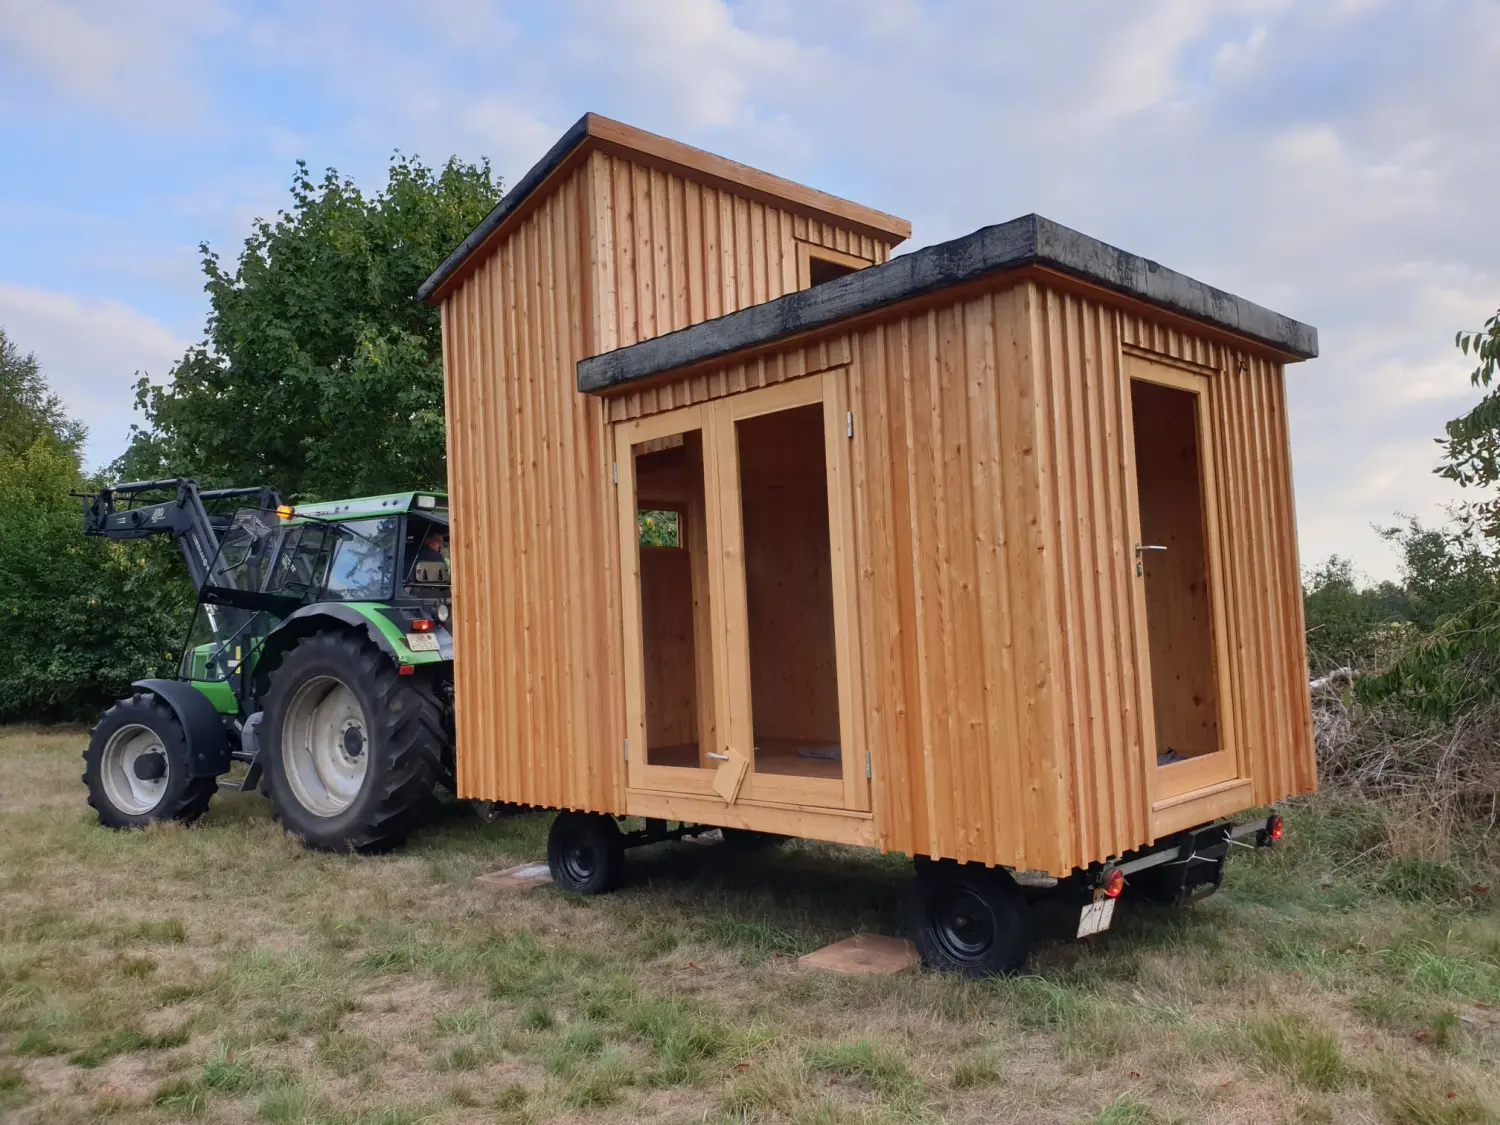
405 632 440 652
1076 895 1116 938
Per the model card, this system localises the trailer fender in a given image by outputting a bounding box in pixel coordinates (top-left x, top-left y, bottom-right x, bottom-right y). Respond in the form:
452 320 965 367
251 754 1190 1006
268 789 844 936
130 678 232 777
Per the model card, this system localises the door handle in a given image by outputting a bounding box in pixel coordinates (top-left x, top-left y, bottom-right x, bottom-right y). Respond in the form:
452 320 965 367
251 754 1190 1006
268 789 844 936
706 751 729 761
1135 542 1166 576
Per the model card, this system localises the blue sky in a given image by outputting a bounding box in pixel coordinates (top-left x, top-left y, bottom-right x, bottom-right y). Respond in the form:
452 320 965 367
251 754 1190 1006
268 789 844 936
1 0 1497 579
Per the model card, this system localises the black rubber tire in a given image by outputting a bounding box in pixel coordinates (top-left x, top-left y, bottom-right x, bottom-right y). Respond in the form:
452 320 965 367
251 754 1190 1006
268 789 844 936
907 858 1030 977
720 827 788 850
83 693 217 829
547 812 625 895
263 631 444 853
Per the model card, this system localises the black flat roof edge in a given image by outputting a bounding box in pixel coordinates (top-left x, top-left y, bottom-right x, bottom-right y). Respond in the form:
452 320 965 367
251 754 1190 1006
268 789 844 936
418 113 592 303
577 214 1318 393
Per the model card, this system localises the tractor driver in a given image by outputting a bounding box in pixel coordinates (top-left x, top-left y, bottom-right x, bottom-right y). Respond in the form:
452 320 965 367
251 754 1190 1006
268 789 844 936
416 528 447 565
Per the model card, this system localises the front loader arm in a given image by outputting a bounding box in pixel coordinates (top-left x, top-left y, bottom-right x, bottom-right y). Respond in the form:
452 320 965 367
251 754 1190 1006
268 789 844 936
80 479 281 596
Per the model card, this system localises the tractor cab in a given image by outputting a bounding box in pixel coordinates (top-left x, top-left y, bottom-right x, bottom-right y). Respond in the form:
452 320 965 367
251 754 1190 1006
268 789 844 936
177 492 451 716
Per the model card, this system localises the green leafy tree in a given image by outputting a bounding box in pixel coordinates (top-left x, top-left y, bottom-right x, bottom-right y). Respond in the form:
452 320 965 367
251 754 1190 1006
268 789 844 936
0 328 84 457
1438 307 1500 530
118 154 503 498
0 338 190 720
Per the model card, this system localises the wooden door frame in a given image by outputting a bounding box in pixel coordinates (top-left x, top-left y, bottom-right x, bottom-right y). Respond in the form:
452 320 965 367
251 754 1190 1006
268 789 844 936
1122 354 1241 813
611 370 869 813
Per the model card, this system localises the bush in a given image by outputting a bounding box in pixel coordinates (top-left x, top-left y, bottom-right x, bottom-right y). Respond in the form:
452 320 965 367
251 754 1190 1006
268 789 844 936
0 435 190 721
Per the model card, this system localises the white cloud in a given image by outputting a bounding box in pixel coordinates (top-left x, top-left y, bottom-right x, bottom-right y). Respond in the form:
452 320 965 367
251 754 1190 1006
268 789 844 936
0 283 186 469
2 0 1497 584
0 0 234 124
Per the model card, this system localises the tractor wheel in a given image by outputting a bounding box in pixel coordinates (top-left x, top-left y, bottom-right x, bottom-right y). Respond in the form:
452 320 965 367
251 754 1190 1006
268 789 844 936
263 632 444 853
83 693 217 829
906 858 1030 977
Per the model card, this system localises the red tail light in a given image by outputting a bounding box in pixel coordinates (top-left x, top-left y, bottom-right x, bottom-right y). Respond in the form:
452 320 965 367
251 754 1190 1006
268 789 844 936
1268 813 1285 841
410 618 434 633
1103 868 1125 898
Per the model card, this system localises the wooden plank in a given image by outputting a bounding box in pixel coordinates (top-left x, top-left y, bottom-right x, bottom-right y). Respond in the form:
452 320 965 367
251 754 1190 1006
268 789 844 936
1152 778 1254 837
585 114 911 242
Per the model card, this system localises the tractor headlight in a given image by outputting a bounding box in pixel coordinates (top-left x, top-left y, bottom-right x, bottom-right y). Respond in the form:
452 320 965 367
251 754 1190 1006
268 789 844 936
435 603 450 625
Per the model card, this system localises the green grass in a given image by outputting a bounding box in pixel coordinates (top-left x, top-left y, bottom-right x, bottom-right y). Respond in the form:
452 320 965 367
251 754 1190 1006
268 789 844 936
1 725 1498 1123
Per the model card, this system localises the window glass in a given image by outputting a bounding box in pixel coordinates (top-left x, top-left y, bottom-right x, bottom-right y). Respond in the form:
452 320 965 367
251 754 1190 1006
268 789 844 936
269 525 335 598
325 517 398 600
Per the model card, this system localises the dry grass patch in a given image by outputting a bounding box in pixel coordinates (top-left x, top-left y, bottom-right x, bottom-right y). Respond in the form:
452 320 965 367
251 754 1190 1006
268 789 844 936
1 724 1499 1123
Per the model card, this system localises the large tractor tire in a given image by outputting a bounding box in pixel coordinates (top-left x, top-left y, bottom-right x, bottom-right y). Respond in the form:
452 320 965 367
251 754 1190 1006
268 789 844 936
83 693 217 828
263 632 444 853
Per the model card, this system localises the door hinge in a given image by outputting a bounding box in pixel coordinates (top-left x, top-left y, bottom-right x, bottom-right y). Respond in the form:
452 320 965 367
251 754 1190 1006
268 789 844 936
865 749 872 779
623 738 629 761
612 462 618 485
846 410 854 439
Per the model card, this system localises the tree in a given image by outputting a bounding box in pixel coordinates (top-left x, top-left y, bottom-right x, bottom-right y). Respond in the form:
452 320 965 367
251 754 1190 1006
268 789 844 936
0 329 84 458
1437 307 1500 532
0 339 189 720
118 154 503 498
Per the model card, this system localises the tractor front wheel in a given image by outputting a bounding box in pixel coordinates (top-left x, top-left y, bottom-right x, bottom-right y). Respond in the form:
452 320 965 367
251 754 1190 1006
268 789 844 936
263 632 444 853
83 693 217 829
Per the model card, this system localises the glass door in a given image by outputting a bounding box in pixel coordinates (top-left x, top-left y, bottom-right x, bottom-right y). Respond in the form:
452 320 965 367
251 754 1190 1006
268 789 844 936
614 371 867 812
616 406 723 796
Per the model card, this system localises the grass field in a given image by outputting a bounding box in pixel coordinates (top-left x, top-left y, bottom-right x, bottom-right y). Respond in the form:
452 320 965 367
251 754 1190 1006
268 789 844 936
1 725 1497 1124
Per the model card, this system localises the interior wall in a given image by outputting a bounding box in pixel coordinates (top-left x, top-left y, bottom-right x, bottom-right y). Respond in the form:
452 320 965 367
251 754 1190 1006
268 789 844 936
736 404 841 744
1130 379 1220 762
640 548 698 749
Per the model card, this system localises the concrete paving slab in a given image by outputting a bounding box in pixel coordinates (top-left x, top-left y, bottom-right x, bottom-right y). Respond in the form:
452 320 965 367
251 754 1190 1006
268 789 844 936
475 862 553 891
798 934 920 975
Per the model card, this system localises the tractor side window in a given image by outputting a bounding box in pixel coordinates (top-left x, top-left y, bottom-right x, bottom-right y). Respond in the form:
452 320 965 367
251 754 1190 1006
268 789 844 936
270 526 335 598
325 518 398 601
403 516 450 588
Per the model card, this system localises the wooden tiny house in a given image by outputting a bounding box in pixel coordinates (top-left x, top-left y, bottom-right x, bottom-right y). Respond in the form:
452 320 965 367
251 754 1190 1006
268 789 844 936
423 114 1318 896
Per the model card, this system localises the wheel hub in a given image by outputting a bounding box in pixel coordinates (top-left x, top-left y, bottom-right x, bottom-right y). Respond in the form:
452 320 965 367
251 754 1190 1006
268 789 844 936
933 887 996 962
132 751 168 781
100 725 170 815
281 676 370 817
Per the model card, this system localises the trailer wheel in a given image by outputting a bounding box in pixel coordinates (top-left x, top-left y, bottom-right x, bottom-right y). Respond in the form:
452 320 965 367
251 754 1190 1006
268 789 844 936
907 859 1030 976
83 693 217 829
547 812 625 895
263 632 443 853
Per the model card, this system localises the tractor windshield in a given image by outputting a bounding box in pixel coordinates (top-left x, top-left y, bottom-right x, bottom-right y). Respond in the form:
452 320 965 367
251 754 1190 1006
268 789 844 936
179 507 285 689
323 517 399 600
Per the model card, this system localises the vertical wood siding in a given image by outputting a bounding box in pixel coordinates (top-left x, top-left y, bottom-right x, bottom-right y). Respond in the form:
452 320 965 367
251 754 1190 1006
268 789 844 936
443 152 901 812
598 278 1314 873
1033 286 1152 865
1118 314 1317 806
443 162 622 810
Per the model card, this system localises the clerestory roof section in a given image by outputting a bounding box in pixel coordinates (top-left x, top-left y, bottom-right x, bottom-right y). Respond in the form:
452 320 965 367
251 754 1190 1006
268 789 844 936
418 112 912 305
576 214 1319 393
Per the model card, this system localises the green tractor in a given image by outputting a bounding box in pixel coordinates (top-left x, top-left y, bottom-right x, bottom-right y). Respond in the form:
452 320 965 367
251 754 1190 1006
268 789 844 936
79 478 455 852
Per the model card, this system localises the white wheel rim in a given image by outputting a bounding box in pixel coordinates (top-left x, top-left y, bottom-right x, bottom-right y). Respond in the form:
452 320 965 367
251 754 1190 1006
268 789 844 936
281 676 369 817
100 724 169 815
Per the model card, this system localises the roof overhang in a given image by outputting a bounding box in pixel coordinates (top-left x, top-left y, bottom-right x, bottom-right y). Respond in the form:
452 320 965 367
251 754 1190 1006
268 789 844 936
577 214 1319 394
418 113 912 305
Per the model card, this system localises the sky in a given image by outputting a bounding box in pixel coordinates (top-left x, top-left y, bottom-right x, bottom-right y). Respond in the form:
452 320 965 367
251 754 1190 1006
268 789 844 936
1 0 1497 581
